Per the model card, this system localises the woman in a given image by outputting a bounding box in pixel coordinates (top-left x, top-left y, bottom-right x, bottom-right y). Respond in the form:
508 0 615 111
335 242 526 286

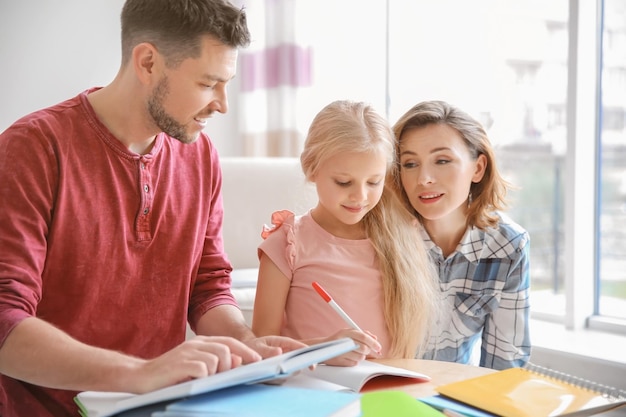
392 100 531 369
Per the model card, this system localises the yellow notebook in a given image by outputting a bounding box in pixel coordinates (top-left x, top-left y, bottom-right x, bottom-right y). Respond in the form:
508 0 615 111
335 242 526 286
436 363 626 417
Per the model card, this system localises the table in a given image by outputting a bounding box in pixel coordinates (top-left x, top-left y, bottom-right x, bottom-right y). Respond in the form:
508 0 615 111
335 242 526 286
366 358 496 398
116 359 494 417
115 358 626 417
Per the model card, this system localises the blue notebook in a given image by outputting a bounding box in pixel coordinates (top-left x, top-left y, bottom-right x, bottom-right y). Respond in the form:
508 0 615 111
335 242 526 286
152 383 360 417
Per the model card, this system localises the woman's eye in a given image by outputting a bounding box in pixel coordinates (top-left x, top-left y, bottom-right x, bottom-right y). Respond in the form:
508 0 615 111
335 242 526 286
335 181 350 187
402 161 418 169
436 159 451 165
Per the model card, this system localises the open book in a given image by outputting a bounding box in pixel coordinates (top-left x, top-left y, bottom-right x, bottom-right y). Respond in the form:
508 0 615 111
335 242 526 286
74 337 358 417
155 365 435 417
290 360 431 392
436 362 626 417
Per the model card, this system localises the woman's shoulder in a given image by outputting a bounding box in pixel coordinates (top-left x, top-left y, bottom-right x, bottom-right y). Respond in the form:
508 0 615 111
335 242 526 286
489 212 530 249
494 212 528 235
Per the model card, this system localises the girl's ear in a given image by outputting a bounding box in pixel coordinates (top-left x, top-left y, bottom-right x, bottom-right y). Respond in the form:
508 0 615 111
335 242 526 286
472 153 487 183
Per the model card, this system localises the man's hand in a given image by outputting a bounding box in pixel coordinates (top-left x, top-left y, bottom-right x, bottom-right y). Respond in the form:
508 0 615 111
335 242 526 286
129 336 262 394
243 335 307 359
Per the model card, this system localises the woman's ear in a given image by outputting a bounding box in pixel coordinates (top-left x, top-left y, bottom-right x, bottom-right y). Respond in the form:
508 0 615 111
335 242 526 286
472 153 488 183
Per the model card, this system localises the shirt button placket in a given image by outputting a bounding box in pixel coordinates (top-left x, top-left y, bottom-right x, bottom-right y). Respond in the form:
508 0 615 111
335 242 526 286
143 184 150 215
137 157 153 239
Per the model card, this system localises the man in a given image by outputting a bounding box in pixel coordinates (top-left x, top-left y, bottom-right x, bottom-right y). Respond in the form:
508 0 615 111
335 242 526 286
0 1 302 415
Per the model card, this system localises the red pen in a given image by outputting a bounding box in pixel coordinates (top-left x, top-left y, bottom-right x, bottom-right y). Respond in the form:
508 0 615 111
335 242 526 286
312 281 363 332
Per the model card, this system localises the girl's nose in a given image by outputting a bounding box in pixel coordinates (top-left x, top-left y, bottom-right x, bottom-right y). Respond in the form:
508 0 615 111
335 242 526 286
350 184 368 201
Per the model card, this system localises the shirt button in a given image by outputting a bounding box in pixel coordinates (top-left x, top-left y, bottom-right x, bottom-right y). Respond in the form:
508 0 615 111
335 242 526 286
144 184 149 192
143 208 149 215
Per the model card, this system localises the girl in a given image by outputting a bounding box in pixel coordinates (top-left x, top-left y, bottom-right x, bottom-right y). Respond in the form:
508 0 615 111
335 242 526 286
392 100 531 369
252 100 439 366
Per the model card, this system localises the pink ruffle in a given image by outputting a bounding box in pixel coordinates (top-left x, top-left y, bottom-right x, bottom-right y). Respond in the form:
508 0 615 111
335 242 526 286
261 209 295 239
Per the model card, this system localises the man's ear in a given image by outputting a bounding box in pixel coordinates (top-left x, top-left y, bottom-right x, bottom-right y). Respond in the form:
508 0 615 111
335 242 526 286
132 42 160 85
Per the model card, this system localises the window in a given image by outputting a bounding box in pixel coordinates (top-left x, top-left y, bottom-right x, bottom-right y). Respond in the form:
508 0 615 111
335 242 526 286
597 0 626 325
294 0 626 333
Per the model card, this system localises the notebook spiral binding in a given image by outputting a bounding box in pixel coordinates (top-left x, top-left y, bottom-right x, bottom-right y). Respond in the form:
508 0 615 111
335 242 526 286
524 362 626 401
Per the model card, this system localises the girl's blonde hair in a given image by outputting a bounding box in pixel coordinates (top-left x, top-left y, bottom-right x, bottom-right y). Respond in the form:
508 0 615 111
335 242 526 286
392 100 510 229
300 100 439 358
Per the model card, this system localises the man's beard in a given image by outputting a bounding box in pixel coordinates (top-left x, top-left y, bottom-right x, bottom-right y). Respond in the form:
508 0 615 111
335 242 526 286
147 76 198 144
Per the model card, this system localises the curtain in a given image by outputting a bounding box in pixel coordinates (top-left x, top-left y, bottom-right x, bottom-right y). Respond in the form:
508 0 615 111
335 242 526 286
237 0 313 157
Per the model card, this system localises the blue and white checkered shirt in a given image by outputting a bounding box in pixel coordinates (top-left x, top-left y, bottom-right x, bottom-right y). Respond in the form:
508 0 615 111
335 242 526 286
419 212 531 370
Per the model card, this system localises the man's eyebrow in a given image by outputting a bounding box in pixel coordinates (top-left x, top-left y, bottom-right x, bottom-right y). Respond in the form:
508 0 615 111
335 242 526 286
200 73 235 83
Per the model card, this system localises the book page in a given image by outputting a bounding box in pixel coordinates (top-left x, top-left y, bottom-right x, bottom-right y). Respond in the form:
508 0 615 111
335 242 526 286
281 372 354 392
277 338 358 374
301 360 430 392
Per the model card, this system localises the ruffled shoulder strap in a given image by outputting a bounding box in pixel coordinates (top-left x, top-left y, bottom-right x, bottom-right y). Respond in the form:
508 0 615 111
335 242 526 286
261 209 296 239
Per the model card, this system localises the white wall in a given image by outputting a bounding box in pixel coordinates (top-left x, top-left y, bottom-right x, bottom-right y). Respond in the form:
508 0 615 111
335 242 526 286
0 0 239 155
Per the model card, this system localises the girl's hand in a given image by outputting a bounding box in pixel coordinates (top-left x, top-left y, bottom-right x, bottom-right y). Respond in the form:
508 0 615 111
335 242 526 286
321 328 382 367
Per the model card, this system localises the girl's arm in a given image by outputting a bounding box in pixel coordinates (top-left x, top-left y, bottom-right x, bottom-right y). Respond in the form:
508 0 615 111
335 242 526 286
252 253 291 337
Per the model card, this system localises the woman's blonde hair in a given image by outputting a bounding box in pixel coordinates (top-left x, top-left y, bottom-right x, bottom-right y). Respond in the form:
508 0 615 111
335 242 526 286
392 100 510 229
301 100 439 358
